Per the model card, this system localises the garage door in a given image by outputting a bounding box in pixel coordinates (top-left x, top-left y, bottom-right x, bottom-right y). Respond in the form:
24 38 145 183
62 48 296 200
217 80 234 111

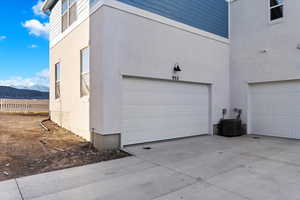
122 77 210 145
249 81 300 139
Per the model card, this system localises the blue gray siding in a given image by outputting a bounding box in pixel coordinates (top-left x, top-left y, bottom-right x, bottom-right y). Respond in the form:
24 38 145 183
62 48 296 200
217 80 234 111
116 0 228 38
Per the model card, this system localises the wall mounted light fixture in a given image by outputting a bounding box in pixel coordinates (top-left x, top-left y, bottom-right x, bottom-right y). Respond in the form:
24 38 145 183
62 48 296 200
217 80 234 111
173 63 182 72
260 49 268 53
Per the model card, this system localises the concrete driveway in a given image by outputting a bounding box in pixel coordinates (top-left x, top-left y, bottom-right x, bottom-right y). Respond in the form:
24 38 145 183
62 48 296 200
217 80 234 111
2 135 300 200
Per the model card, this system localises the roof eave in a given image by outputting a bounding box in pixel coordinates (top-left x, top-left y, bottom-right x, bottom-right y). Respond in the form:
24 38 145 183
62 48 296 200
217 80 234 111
42 0 59 13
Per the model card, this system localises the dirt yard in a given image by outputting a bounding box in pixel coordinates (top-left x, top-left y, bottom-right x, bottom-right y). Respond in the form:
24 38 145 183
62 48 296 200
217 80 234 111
0 113 129 182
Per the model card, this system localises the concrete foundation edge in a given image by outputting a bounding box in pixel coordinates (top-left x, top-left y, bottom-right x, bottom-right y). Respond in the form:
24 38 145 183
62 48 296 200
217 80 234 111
93 132 121 151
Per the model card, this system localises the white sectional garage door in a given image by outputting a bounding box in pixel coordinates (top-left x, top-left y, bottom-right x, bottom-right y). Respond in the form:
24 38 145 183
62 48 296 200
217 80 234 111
122 77 210 145
249 81 300 139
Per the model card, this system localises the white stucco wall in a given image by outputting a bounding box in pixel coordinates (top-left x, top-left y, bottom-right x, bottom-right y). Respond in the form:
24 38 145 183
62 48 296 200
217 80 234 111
230 0 300 124
50 19 90 140
90 6 230 135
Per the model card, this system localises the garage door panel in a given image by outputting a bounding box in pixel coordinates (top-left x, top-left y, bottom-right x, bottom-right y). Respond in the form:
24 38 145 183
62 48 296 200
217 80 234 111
123 116 208 129
123 117 208 134
123 106 208 118
122 77 210 145
124 92 208 106
124 124 207 145
250 81 300 139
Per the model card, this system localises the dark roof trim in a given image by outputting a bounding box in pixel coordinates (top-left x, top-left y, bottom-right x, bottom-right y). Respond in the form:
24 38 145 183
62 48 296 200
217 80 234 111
42 0 59 13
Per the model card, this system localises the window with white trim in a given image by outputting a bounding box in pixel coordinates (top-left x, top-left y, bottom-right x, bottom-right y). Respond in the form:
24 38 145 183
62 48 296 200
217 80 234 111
62 0 78 32
270 0 284 21
80 47 90 97
55 63 61 99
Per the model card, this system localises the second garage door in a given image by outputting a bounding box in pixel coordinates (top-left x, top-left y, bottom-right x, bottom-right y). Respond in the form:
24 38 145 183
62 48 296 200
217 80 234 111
122 77 210 145
249 80 300 139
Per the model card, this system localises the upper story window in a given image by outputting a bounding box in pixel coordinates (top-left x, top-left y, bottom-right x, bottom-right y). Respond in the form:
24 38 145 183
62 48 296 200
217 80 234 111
55 63 61 99
270 0 284 21
62 0 78 32
80 47 90 97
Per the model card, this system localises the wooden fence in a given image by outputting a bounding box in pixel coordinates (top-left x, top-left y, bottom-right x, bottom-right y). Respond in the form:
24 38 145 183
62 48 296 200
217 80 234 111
0 99 49 113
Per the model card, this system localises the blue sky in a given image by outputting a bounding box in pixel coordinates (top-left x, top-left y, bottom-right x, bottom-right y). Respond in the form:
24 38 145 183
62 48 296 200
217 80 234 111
0 0 49 91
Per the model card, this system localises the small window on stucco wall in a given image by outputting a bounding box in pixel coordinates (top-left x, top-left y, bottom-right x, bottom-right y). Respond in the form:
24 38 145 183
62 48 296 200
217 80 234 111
55 63 61 99
80 47 90 97
270 0 284 21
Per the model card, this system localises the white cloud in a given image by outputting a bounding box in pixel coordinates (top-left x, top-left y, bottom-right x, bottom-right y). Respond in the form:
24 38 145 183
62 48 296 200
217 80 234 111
22 19 49 38
33 1 47 18
36 69 49 80
0 35 6 41
28 44 38 48
0 69 49 92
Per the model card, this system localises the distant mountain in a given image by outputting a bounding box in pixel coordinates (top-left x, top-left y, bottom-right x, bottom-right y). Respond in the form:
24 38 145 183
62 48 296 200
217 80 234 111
0 86 49 99
14 85 49 92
